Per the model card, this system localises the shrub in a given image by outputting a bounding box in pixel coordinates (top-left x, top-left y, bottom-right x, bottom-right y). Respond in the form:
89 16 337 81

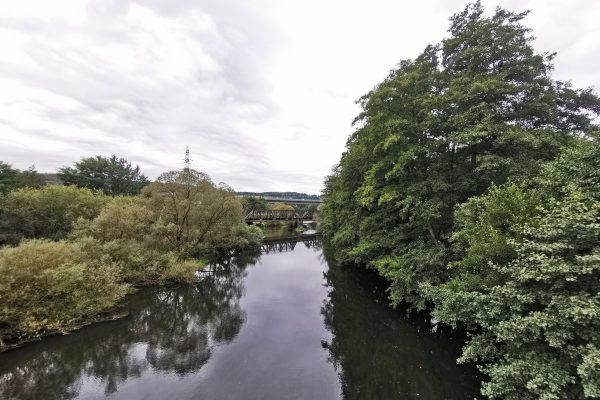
0 185 108 245
73 196 154 243
76 238 202 286
0 240 128 346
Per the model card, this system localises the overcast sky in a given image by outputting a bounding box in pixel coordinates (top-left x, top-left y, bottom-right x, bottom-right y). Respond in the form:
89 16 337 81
1 0 598 193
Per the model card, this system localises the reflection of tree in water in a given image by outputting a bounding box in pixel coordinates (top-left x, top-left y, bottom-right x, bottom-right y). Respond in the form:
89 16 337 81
0 252 259 400
319 246 480 400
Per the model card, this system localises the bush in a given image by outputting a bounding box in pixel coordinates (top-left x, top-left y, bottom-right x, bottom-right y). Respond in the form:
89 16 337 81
0 185 108 245
74 197 205 285
76 238 201 286
0 240 129 346
73 196 154 243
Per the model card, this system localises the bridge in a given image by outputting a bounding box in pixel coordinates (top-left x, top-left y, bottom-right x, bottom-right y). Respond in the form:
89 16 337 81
245 209 316 223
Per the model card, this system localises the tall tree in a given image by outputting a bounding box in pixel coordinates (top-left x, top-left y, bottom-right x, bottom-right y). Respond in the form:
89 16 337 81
321 2 600 306
0 162 20 194
0 162 45 194
58 155 149 196
142 169 244 257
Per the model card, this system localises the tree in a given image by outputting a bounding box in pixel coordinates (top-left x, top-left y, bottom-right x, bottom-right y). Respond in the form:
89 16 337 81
0 162 20 194
452 191 600 399
142 169 245 257
321 3 600 398
0 239 128 345
58 155 149 196
270 203 295 211
321 1 600 306
426 136 600 398
240 196 269 213
0 162 45 194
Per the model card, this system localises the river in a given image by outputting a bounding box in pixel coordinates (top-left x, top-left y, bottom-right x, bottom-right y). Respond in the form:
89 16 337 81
0 230 480 399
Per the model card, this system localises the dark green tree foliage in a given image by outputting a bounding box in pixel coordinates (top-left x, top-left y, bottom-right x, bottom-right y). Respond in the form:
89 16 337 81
321 2 600 307
0 162 45 194
58 155 149 196
321 3 600 398
0 162 20 194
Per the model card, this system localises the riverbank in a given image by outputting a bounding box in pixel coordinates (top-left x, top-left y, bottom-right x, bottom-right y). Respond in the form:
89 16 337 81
0 169 263 351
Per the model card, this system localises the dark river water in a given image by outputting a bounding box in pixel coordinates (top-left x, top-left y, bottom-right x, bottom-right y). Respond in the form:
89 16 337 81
0 232 480 399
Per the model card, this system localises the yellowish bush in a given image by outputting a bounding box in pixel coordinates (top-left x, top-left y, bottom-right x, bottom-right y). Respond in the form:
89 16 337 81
0 239 129 345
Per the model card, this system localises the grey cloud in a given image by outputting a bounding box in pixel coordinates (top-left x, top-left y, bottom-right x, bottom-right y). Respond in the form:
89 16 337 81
1 0 598 195
0 0 286 190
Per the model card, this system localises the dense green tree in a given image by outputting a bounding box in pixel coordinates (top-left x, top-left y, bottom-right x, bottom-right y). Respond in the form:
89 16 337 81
321 2 600 307
240 196 269 213
270 203 295 211
321 3 600 398
0 162 45 194
58 155 149 196
466 191 599 399
426 137 600 399
0 162 20 194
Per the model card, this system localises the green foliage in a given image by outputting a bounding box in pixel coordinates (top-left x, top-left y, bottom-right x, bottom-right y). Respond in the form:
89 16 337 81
72 170 260 283
0 185 108 245
429 138 600 399
0 240 129 345
0 166 261 348
322 1 599 304
142 169 249 257
72 197 197 285
0 162 20 194
75 237 201 286
459 191 600 399
536 134 600 200
240 196 269 213
0 162 45 194
58 155 149 196
223 224 264 250
321 2 600 399
237 191 320 200
270 203 295 211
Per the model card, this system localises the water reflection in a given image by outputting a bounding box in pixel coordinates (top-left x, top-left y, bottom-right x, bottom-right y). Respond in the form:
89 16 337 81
0 253 257 400
0 239 480 400
261 236 320 254
320 245 480 399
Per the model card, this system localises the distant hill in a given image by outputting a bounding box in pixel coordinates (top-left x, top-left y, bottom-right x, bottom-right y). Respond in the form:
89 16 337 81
236 191 321 200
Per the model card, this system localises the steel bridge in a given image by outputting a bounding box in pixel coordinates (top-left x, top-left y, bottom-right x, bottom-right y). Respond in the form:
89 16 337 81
245 209 315 223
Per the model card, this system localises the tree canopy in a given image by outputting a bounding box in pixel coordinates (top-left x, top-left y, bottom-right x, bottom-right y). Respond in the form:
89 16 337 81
58 155 149 196
0 162 45 194
321 2 600 398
